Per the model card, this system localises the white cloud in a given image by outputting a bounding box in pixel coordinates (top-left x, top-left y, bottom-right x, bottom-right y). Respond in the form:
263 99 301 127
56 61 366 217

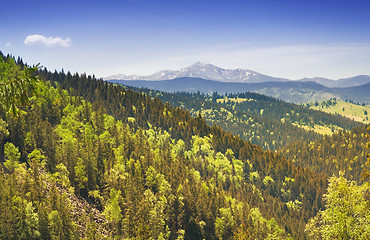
24 34 71 47
5 42 11 47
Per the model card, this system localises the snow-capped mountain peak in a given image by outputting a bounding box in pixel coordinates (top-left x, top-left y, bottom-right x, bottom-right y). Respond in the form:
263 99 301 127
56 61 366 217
104 62 287 83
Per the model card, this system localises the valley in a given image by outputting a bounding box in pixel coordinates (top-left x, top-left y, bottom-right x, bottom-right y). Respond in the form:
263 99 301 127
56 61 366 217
3 1 370 239
0 53 369 239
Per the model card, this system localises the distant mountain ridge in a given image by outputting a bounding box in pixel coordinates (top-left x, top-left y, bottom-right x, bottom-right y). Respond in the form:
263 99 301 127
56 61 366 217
300 75 370 88
105 62 290 83
108 77 370 104
105 62 370 87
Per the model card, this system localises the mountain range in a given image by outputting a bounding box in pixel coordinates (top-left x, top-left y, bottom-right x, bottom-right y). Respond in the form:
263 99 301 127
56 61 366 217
105 62 370 87
108 77 370 104
105 62 370 104
105 62 288 83
299 75 370 88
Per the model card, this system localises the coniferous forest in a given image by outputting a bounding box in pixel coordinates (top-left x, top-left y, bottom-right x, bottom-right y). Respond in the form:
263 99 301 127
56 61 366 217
1 52 369 239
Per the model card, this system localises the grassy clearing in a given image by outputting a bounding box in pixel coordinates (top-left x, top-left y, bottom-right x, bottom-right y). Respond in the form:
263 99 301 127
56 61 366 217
217 97 255 104
309 100 370 124
291 122 342 135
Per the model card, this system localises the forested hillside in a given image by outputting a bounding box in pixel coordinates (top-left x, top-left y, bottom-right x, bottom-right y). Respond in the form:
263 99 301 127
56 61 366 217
0 53 333 239
282 125 369 183
127 88 361 150
307 98 370 124
216 92 361 134
127 87 368 185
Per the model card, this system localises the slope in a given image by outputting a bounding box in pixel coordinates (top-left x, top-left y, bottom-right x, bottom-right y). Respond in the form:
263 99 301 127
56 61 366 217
218 92 362 136
307 99 370 124
37 66 329 239
281 125 369 183
0 54 339 239
126 88 361 150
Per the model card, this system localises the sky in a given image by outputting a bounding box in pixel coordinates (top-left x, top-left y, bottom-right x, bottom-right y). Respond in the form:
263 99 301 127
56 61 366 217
1 0 370 80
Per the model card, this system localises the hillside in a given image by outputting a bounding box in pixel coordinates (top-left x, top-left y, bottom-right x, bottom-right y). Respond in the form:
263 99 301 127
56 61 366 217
0 54 334 239
126 88 362 150
281 125 369 183
214 92 362 136
307 99 370 124
1 54 369 239
122 87 368 184
137 88 368 184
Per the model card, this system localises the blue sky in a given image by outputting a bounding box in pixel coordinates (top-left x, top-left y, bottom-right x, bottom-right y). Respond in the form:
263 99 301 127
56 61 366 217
2 0 370 79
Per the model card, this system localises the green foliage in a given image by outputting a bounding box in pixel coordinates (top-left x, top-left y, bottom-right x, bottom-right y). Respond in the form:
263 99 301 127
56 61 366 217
306 173 370 239
363 126 370 181
136 90 361 150
25 201 41 239
283 125 368 183
102 188 122 236
48 210 63 238
0 55 340 239
0 118 9 142
0 57 38 116
308 99 370 124
4 142 22 172
54 163 72 190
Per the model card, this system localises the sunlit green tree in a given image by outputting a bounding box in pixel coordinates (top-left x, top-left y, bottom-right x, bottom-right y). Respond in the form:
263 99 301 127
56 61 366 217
0 57 37 116
306 172 370 239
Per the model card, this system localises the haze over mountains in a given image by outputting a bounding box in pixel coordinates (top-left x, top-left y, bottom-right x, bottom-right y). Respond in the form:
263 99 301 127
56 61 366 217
106 63 370 104
105 62 287 83
105 62 370 87
300 75 370 88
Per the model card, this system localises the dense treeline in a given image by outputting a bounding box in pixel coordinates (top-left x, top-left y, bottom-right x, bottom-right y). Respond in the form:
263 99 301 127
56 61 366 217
0 53 331 239
0 79 312 239
145 89 367 184
282 125 369 183
123 88 321 150
222 92 361 131
36 63 329 238
123 88 361 150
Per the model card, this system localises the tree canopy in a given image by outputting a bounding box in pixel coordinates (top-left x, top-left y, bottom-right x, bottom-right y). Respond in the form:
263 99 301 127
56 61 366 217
0 57 37 116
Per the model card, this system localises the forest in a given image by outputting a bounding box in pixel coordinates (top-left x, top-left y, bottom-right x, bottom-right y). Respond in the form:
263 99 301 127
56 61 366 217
125 88 362 150
0 52 369 239
127 88 369 184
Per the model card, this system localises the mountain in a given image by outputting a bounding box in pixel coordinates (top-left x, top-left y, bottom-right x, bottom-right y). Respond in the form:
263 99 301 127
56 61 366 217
109 77 328 93
106 62 370 87
330 82 370 103
298 77 337 87
109 77 370 104
2 53 368 239
106 63 370 103
299 75 370 88
108 77 332 103
3 54 332 239
105 62 290 83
